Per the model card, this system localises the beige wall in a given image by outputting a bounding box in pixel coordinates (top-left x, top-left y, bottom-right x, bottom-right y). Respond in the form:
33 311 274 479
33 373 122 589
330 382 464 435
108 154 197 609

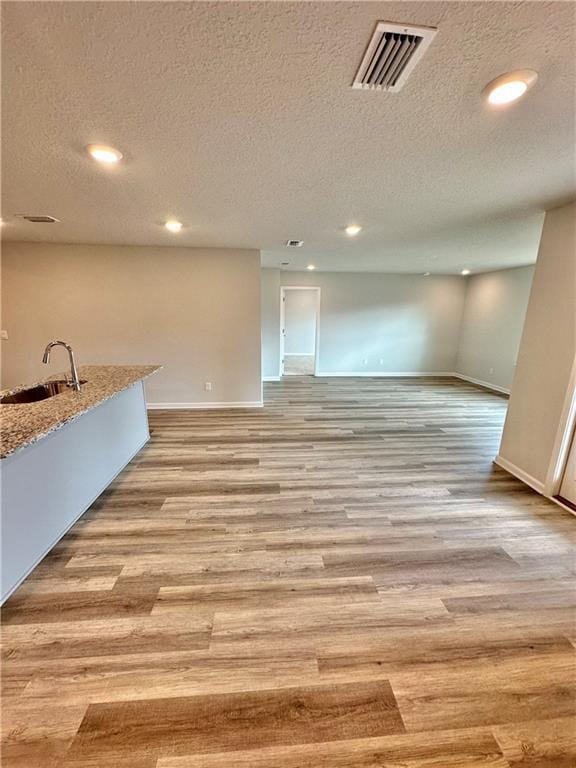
456 266 534 392
1 242 262 405
262 270 467 376
261 268 281 379
498 201 576 489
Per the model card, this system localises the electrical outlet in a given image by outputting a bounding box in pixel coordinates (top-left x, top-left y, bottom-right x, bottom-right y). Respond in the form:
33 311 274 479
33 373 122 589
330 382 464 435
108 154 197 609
379 358 384 365
204 382 212 392
0 330 8 340
363 358 368 366
489 368 494 375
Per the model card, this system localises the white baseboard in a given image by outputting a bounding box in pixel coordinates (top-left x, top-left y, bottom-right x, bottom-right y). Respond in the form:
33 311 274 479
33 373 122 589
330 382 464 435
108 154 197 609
494 455 546 495
314 371 456 378
549 495 576 518
284 353 315 357
265 372 510 395
453 372 510 395
147 401 263 410
264 373 510 396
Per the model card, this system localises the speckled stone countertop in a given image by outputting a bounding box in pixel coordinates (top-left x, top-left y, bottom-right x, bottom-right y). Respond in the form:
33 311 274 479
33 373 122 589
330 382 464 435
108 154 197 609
0 365 161 460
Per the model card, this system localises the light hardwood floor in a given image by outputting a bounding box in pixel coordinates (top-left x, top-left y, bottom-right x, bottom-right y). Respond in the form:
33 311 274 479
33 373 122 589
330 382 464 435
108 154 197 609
2 377 575 767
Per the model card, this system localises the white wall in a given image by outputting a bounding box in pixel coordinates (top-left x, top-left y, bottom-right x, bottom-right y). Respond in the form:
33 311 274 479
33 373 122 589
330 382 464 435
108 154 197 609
2 242 262 405
284 289 317 355
498 201 576 490
456 266 534 392
262 270 467 376
261 268 281 379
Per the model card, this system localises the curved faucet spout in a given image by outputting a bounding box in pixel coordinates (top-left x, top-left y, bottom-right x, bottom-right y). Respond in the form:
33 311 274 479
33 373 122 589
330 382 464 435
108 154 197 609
42 340 81 391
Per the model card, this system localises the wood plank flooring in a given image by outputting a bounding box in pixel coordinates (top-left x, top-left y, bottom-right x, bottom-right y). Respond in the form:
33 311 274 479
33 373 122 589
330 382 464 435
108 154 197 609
2 376 575 767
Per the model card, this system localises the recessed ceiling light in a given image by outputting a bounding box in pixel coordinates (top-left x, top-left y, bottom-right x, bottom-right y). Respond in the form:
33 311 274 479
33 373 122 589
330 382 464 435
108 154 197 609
345 224 362 237
165 220 183 233
461 269 471 275
86 144 123 164
423 272 430 276
307 264 316 271
483 70 538 106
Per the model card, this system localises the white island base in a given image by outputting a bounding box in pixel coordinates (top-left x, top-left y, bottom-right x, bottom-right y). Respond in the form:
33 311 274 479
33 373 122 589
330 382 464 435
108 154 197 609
1 381 150 604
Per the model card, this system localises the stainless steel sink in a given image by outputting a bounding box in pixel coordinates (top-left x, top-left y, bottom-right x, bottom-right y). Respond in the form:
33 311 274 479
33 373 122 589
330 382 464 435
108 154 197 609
0 380 87 404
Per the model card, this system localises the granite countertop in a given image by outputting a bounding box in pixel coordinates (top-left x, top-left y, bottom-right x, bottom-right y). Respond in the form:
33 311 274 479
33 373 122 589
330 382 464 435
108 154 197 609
0 365 161 459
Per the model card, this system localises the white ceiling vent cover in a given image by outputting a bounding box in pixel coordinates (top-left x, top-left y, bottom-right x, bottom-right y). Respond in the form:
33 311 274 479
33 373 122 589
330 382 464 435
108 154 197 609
353 22 437 92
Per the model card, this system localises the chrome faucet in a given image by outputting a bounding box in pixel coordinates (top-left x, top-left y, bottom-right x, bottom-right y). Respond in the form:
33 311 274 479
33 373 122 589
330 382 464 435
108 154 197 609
42 341 82 391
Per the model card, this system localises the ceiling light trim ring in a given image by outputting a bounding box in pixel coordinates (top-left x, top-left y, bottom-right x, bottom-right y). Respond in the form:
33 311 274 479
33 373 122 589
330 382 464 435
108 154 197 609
86 144 123 164
483 69 538 106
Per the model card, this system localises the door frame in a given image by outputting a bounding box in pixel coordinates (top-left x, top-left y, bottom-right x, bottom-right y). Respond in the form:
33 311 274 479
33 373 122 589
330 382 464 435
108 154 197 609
279 286 321 377
546 353 576 499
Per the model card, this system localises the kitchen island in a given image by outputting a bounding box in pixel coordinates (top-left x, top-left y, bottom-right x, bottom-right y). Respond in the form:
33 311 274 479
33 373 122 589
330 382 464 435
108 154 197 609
1 365 160 603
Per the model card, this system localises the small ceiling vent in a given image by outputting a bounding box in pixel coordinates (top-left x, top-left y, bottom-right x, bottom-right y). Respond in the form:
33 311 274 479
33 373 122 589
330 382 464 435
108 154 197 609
285 239 303 247
15 214 60 223
352 22 437 92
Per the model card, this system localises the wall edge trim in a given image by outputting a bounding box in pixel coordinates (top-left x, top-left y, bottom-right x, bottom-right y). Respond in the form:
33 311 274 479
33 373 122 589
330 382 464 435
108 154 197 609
313 371 457 378
147 401 263 410
494 455 546 495
453 372 510 395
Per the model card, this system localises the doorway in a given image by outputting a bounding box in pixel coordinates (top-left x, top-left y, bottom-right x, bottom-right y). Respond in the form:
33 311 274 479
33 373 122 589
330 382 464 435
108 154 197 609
559 430 576 509
556 372 576 510
546 358 576 510
280 287 320 376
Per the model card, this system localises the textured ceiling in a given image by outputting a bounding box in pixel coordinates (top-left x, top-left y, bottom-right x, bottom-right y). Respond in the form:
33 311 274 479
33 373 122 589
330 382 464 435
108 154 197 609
2 1 574 273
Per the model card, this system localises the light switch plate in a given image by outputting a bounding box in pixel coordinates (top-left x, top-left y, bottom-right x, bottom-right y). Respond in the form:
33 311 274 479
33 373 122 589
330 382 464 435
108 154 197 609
0 330 8 340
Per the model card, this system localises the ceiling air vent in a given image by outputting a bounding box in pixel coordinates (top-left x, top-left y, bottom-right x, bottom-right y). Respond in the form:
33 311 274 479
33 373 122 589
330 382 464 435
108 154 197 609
286 239 303 248
352 22 437 93
15 214 60 223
